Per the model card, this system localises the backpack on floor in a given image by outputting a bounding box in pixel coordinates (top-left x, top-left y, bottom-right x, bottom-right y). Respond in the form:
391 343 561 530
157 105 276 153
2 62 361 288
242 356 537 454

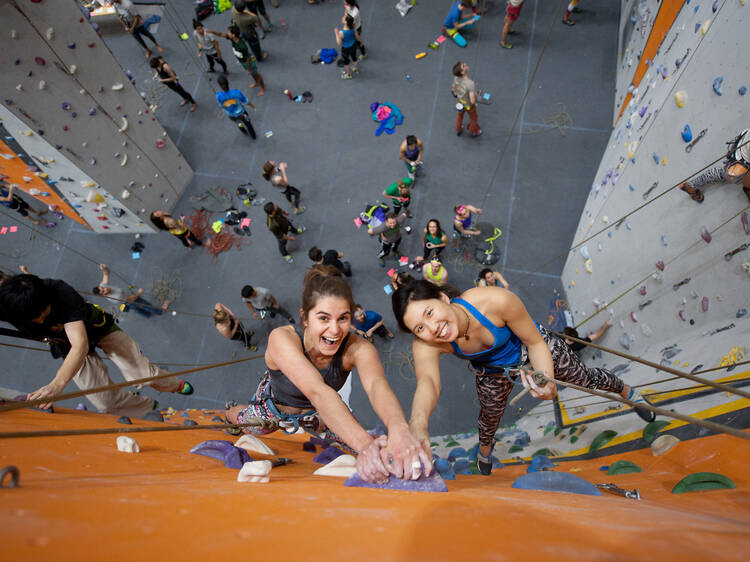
360 202 390 229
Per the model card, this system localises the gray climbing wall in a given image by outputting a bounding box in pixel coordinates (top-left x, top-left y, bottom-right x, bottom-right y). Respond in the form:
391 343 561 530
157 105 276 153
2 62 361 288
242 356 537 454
561 0 749 407
0 0 193 233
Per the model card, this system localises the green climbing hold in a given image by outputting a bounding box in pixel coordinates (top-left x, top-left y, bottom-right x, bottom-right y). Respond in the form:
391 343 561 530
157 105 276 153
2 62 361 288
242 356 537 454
607 460 642 475
445 440 460 447
570 435 579 444
544 424 554 436
430 442 439 448
554 427 563 436
672 472 736 494
508 444 523 454
642 420 671 444
532 448 552 458
589 430 618 453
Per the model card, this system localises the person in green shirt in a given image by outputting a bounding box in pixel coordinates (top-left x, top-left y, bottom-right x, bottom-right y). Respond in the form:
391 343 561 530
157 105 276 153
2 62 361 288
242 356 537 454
382 177 413 217
212 25 266 96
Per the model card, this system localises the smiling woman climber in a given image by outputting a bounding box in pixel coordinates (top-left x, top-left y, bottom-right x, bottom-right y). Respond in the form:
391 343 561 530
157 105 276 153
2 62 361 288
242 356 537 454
226 266 431 482
391 280 655 476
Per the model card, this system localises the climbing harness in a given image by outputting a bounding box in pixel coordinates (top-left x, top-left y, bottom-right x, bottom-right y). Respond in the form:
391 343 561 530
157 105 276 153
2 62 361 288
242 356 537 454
596 483 641 500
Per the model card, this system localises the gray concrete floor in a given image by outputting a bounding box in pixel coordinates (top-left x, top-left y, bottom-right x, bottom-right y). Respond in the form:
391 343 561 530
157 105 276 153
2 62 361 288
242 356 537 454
0 0 618 435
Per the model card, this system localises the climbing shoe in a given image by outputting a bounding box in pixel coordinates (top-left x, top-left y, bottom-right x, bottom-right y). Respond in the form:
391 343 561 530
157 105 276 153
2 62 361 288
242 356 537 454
296 225 306 234
500 41 513 49
177 381 194 395
476 446 494 476
628 388 655 423
340 72 353 80
284 255 294 263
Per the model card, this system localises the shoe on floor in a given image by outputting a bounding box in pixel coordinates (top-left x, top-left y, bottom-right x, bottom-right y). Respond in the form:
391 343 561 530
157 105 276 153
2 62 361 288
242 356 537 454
456 128 463 136
472 129 483 137
294 206 305 214
284 254 294 263
358 53 367 60
500 41 513 49
341 72 353 80
177 380 194 395
628 388 655 423
562 17 575 26
296 225 306 234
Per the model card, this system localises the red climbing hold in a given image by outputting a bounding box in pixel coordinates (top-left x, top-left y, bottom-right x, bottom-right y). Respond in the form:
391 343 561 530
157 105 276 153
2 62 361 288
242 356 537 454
655 260 665 271
88 43 95 48
700 226 712 243
701 297 709 312
678 310 687 321
34 57 46 66
63 125 68 131
638 285 647 296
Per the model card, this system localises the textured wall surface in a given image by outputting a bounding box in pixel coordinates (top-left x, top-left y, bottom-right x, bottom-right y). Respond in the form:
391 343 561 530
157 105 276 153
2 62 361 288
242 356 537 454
562 0 749 395
0 0 193 232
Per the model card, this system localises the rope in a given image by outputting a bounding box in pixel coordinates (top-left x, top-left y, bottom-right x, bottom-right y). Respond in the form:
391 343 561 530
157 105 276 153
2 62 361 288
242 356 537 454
0 418 278 440
540 374 750 442
575 203 750 328
0 354 263 414
550 331 750 401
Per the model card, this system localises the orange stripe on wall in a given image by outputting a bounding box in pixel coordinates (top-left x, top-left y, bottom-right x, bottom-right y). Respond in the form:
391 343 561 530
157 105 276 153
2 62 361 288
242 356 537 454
0 138 88 226
616 0 686 124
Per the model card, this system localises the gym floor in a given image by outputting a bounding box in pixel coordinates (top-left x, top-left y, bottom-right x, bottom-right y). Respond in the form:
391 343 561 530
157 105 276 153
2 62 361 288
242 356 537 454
0 0 619 436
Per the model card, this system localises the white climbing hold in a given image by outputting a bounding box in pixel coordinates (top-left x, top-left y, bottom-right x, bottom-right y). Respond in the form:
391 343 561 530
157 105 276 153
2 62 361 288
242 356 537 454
82 142 88 148
38 80 46 90
701 19 711 34
120 154 127 167
10 30 18 39
16 84 23 91
234 435 275 456
674 90 687 107
116 435 140 453
162 131 168 137
313 454 357 477
112 83 124 91
651 435 679 456
80 89 86 95
46 28 54 40
118 116 128 132
69 65 77 75
602 216 610 224
237 460 272 483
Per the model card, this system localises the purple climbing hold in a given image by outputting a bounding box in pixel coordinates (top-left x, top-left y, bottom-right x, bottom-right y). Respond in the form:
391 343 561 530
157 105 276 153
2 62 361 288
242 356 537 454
302 440 317 453
189 440 253 469
656 260 665 271
309 436 329 449
681 125 693 142
694 22 701 33
639 105 648 118
713 77 724 96
68 42 76 49
700 226 712 243
344 470 448 492
76 403 87 411
313 446 345 464
701 297 709 312
660 66 668 79
71 112 77 118
61 102 71 111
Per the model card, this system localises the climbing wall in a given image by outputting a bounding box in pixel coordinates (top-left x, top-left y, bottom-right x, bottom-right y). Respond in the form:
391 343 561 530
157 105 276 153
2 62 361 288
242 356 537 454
561 0 749 414
0 0 193 233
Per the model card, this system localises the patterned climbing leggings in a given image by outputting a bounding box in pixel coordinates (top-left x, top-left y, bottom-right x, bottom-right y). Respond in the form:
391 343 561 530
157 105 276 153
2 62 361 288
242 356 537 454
474 326 624 448
691 163 747 188
235 372 354 451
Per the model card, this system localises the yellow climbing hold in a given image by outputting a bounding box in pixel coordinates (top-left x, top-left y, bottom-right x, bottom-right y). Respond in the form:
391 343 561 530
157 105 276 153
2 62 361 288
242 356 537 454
584 259 593 273
415 52 427 59
571 280 575 287
661 157 667 166
674 90 687 107
701 19 711 34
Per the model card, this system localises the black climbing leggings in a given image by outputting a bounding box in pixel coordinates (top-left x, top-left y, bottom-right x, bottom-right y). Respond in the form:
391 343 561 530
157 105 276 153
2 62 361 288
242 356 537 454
282 185 301 208
132 25 158 50
355 26 366 57
474 326 625 448
241 31 264 61
175 229 202 247
230 113 257 139
165 81 195 105
205 53 228 73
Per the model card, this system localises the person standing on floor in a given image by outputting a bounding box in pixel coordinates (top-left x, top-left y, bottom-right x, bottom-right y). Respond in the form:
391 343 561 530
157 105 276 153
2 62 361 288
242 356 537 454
344 0 366 59
399 135 424 179
212 25 266 95
368 211 408 267
247 0 273 37
422 257 449 287
500 0 524 49
213 302 257 351
149 210 202 248
452 203 482 250
264 202 305 263
216 75 257 139
335 15 361 80
231 0 268 62
93 264 170 318
112 0 164 59
0 274 195 416
308 246 352 277
262 161 304 214
241 285 296 324
193 19 227 73
149 56 197 112
452 61 482 137
382 177 414 217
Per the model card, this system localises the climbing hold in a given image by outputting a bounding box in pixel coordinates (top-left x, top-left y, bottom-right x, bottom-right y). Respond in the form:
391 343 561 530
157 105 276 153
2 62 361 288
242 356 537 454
630 312 638 323
589 430 618 453
46 27 54 40
237 460 272 483
672 472 735 494
61 102 71 111
116 416 132 425
76 403 87 411
507 444 523 454
68 42 76 49
661 235 668 246
740 86 747 96
511 472 601 496
713 76 724 96
112 83 124 91
643 420 671 444
313 447 345 464
116 436 140 453
712 0 719 11
345 469 448 492
701 19 711 34
448 447 467 459
580 246 590 259
190 440 253 469
681 125 693 142
121 189 130 200
235 435 274 456
118 117 128 132
302 441 316 453
652 152 659 164
453 459 472 475
678 309 687 321
71 112 77 118
584 259 593 273
69 65 77 75
606 460 642 475
661 156 667 166
526 455 555 473
155 139 166 149
640 323 653 336
651 434 680 456
619 333 630 350
34 56 46 66
313 454 357 477
638 285 647 296
737 308 748 318
88 107 96 116
120 154 128 167
38 80 46 90
531 448 552 458
701 296 709 312
741 212 749 235
183 419 198 426
674 90 687 107
655 260 665 271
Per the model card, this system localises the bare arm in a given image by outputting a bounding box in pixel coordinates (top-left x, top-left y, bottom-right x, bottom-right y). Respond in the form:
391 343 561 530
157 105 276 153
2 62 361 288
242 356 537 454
494 271 510 290
409 338 451 453
334 28 342 46
416 140 424 162
588 318 613 342
27 321 88 408
98 263 110 286
399 142 410 163
0 184 13 202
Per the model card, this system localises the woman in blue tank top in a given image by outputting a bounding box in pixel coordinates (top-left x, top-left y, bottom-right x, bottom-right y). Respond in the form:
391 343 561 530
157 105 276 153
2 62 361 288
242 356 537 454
392 281 654 475
227 266 431 482
335 15 361 79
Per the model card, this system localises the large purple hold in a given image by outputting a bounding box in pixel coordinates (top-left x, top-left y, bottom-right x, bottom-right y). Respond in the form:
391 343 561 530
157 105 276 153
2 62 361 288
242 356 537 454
313 446 345 464
344 470 448 493
302 441 317 453
190 440 253 469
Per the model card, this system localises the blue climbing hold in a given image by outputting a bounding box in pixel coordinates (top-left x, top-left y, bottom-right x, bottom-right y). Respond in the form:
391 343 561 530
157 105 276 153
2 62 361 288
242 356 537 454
619 333 631 350
434 458 451 473
629 184 635 192
652 152 660 164
694 22 701 33
527 455 555 473
454 459 472 475
511 472 602 496
740 86 747 96
449 447 468 459
600 465 609 471
713 76 724 96
681 124 693 142
661 235 668 246
712 0 719 12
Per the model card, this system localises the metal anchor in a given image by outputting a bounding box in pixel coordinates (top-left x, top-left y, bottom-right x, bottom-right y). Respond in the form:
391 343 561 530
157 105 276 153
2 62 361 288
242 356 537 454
686 128 707 153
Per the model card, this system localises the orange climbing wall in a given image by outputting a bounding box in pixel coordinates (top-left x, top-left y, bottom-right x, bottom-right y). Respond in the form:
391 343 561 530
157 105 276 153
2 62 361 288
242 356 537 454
1 407 748 561
0 138 86 226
